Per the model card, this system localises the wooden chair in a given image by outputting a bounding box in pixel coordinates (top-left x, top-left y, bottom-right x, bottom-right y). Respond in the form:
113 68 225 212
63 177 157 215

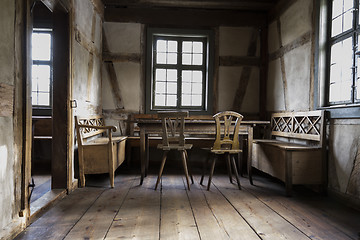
200 111 243 190
155 111 193 190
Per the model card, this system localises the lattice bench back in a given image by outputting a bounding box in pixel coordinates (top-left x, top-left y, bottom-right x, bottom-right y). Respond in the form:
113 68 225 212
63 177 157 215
75 115 107 140
270 110 325 145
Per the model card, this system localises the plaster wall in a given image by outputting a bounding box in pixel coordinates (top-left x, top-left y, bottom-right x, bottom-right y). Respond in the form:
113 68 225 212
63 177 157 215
0 0 23 233
266 59 285 111
218 67 259 113
280 0 312 46
329 120 360 198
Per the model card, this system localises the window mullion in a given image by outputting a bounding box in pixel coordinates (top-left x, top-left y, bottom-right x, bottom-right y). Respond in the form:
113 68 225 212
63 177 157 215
177 39 182 109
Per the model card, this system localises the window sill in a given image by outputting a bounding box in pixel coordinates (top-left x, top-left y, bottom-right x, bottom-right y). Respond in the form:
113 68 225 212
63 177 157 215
318 104 360 119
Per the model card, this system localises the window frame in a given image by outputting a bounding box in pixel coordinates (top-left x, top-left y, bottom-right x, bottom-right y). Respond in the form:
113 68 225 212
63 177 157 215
31 28 53 115
315 0 360 118
145 28 214 114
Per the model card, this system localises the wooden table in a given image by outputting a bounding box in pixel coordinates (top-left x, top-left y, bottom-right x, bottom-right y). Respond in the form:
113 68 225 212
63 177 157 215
134 116 269 185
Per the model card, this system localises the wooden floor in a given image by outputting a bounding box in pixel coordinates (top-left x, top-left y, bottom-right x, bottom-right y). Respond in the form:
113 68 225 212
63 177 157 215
15 170 360 240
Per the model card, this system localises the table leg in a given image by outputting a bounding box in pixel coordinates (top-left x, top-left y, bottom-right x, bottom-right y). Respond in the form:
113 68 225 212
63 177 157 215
140 128 145 185
247 126 254 185
145 134 149 177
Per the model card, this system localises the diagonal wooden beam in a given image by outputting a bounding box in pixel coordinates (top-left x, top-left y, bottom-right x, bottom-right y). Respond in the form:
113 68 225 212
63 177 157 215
232 29 258 111
103 31 124 110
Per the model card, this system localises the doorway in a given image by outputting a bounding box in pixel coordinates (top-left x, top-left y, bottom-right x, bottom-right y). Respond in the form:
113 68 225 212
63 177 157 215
28 1 70 217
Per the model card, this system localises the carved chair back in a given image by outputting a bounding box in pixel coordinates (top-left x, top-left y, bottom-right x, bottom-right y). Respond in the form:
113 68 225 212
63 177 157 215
158 111 188 148
212 111 244 151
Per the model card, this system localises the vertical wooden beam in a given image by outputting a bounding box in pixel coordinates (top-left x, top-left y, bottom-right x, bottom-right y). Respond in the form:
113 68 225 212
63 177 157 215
52 4 69 189
232 28 258 112
259 25 268 120
140 24 145 114
277 19 288 110
309 0 316 110
213 27 219 114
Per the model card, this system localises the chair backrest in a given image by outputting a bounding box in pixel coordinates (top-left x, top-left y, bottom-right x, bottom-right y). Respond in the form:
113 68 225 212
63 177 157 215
158 111 189 148
213 111 244 151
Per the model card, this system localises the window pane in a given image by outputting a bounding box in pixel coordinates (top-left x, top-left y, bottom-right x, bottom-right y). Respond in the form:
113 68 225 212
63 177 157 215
157 53 166 64
329 37 353 102
182 71 192 82
37 92 50 106
183 41 192 53
182 53 192 65
192 95 202 106
332 0 342 18
192 83 202 94
155 82 166 93
182 94 191 106
343 11 353 32
193 71 203 83
331 0 354 37
166 95 177 106
344 0 353 11
156 69 166 80
157 40 167 52
155 94 165 106
168 41 177 52
193 42 203 53
193 54 203 65
32 32 51 61
167 53 177 64
167 82 177 94
332 16 342 37
182 82 191 94
167 69 177 81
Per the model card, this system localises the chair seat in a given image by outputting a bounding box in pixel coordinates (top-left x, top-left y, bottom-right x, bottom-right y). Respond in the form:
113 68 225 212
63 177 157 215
157 143 193 151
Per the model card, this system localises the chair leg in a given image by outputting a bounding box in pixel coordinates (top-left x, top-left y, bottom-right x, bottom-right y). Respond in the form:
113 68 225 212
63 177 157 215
207 155 217 191
109 171 115 188
231 155 241 190
200 152 211 185
155 151 168 190
184 150 194 184
238 152 243 177
181 150 191 190
225 154 233 183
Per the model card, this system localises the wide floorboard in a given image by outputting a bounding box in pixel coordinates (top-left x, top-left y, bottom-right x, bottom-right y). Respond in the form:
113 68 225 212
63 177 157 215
15 172 360 240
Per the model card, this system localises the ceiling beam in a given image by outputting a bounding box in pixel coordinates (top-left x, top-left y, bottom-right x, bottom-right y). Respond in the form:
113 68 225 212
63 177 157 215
102 0 276 11
104 7 267 27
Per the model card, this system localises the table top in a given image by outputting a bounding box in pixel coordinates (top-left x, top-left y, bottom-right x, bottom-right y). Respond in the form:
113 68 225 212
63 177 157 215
131 114 270 126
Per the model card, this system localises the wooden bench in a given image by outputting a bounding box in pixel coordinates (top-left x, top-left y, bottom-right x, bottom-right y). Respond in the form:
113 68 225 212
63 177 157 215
75 115 127 188
251 110 327 196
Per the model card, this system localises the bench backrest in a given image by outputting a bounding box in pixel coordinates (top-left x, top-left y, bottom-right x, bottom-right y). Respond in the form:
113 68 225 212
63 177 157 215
75 115 107 142
270 110 325 145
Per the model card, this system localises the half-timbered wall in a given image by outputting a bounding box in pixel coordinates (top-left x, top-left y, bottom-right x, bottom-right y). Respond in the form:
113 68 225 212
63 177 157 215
101 22 261 135
267 0 360 204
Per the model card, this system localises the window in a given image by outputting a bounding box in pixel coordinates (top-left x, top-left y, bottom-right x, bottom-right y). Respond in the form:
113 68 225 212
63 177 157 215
146 28 213 114
328 0 360 105
32 28 53 108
